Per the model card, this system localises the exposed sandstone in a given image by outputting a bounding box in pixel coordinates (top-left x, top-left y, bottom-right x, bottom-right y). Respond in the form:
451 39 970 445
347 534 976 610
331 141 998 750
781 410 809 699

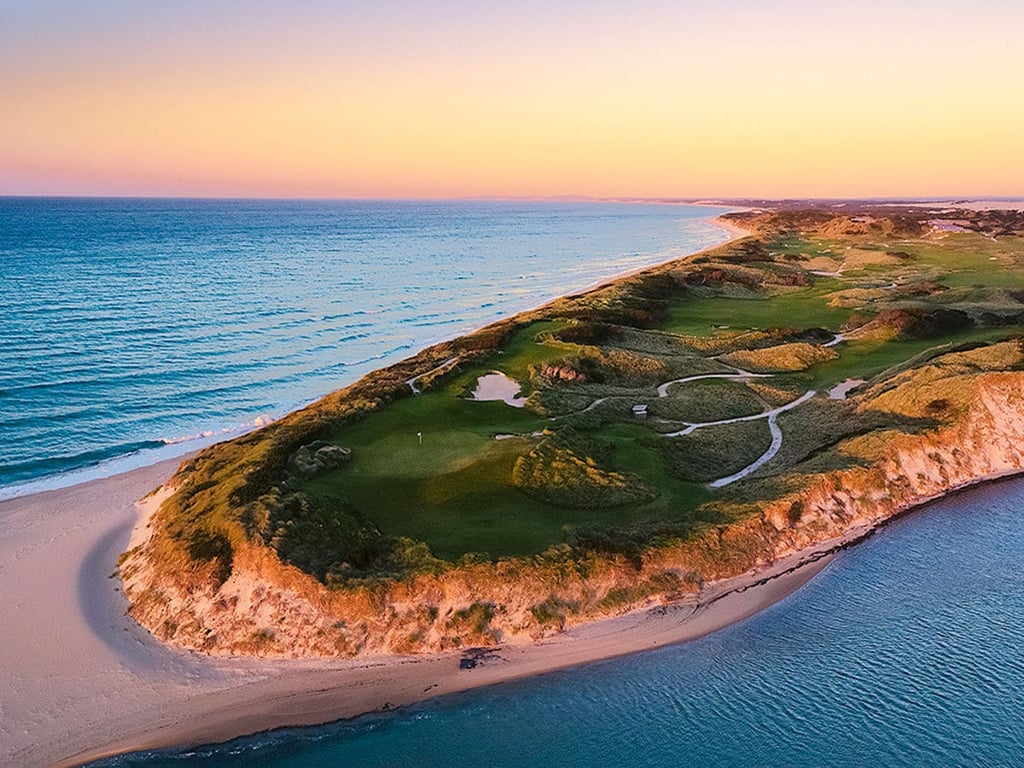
536 361 587 384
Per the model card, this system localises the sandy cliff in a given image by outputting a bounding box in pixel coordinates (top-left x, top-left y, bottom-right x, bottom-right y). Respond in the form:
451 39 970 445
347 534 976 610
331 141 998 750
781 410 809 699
121 367 1024 658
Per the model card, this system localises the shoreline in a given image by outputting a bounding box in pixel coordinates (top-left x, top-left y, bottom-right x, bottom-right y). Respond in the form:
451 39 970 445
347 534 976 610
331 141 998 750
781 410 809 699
9 456 1022 767
2 211 755 766
29 461 1024 767
5 207 1023 763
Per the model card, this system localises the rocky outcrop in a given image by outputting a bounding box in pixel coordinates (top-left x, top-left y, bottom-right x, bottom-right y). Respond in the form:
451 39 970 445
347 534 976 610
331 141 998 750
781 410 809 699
286 441 352 481
121 371 1024 659
536 361 587 384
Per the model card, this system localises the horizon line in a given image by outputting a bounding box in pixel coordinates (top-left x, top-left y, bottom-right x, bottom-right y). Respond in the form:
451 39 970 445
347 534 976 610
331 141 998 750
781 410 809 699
2 193 1023 204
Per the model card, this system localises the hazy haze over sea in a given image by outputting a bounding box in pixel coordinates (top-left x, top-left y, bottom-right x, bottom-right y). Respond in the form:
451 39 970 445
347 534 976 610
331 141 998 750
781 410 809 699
0 198 728 497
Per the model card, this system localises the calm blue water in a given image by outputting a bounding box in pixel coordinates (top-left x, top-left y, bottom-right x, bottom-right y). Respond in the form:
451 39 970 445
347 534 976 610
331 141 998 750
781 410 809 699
0 198 727 497
95 478 1024 767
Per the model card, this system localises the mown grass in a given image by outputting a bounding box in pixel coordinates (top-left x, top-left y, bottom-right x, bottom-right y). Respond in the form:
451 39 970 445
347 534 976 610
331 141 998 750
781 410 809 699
591 422 716 517
303 390 560 560
438 320 571 397
664 280 852 337
303 352 713 560
797 326 1022 390
903 234 1024 289
299 229 1024 566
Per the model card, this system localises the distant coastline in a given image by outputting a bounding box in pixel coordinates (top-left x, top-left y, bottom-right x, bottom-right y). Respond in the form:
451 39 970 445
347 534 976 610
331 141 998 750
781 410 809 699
0 199 729 502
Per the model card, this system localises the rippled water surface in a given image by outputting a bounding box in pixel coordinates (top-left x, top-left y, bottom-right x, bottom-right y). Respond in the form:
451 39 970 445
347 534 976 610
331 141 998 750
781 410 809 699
95 478 1024 767
0 198 726 494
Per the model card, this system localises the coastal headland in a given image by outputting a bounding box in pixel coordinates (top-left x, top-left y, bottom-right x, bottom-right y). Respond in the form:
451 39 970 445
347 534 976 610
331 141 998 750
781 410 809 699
4 203 1024 765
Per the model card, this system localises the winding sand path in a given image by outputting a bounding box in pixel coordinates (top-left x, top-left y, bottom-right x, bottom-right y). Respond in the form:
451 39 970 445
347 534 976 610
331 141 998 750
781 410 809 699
706 390 817 487
406 356 461 394
655 368 770 398
554 360 823 487
3 213 848 764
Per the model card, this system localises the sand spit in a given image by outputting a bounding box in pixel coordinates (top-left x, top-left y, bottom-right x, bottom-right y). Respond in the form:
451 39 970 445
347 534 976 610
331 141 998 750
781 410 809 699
11 212 1024 765
10 427 1023 766
2 213 759 766
0 457 265 766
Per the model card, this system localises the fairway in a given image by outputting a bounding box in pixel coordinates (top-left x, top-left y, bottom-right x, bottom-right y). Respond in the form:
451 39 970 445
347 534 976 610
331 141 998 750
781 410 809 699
294 212 1024 566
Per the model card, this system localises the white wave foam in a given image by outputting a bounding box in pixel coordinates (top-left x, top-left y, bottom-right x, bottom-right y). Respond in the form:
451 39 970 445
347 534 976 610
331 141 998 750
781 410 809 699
0 414 277 502
160 415 275 446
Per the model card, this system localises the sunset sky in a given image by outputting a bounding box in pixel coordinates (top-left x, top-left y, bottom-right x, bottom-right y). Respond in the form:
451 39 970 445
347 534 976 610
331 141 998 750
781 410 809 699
3 0 1022 199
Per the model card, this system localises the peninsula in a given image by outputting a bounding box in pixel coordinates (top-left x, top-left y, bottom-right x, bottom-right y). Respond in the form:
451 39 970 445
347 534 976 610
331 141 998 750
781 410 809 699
5 202 1024 767
123 204 1024 657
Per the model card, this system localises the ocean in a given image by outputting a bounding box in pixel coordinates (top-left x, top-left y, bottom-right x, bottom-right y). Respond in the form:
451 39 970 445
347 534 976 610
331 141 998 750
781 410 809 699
0 197 727 497
93 477 1024 767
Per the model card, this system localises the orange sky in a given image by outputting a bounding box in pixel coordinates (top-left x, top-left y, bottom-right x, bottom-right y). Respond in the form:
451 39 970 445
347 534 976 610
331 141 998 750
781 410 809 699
2 1 1022 198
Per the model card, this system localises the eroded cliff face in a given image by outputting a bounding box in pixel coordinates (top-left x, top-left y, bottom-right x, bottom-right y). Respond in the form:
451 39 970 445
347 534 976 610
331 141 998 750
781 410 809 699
120 372 1024 658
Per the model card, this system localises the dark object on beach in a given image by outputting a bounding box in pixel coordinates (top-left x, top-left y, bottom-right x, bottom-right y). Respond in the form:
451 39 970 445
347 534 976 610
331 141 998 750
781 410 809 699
459 647 502 670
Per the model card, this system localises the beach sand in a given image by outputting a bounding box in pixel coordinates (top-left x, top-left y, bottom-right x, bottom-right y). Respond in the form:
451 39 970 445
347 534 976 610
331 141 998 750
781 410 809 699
0 454 846 767
708 216 751 241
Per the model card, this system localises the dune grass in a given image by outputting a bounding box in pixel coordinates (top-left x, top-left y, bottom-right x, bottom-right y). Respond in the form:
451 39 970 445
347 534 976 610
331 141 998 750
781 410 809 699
650 379 766 423
661 420 772 484
797 326 1022 390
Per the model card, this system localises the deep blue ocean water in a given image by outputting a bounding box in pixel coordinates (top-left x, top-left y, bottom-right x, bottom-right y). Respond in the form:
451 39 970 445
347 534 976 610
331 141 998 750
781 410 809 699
94 478 1024 768
0 198 727 497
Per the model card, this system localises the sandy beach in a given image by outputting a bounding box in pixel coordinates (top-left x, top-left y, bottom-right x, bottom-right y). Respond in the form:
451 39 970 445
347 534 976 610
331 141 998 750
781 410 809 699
707 216 752 241
0 449 845 767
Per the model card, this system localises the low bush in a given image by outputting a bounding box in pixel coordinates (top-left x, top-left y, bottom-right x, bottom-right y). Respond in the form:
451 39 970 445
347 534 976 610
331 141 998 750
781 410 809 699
512 431 656 509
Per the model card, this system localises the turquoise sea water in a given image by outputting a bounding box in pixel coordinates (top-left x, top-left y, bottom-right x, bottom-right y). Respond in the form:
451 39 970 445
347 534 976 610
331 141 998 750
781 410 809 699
0 198 726 496
95 478 1024 767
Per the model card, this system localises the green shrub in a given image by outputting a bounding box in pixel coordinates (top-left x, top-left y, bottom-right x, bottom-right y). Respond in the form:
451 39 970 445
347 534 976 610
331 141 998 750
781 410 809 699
512 431 656 509
448 602 495 635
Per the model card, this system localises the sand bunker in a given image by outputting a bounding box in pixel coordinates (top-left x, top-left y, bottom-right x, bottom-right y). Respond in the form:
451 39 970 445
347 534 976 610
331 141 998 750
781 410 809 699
828 378 866 400
471 372 526 407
